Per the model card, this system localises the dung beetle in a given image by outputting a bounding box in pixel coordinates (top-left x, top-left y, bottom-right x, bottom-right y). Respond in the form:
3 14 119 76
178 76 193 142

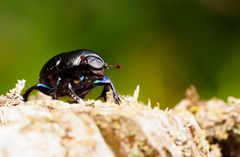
23 49 121 104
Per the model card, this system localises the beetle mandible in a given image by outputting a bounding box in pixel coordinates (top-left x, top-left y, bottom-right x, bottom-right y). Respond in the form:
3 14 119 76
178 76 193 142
23 49 121 104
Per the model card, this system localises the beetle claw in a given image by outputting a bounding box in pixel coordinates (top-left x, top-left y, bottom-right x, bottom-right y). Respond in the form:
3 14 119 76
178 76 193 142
114 95 121 104
113 91 121 104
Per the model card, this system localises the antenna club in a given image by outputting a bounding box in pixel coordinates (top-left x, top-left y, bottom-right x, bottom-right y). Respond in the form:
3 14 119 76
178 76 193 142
116 64 121 69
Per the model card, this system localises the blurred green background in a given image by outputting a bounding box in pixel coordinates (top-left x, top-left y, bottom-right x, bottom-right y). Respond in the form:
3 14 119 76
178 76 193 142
0 0 240 107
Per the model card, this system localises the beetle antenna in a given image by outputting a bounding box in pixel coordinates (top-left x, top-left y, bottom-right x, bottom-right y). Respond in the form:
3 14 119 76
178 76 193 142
107 64 121 69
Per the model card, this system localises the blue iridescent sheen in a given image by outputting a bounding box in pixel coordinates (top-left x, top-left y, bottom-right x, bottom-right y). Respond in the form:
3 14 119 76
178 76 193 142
37 83 50 89
80 75 84 81
93 76 110 85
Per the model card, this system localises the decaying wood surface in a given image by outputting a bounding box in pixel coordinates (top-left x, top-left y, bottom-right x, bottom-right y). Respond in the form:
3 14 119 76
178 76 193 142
176 86 240 157
0 81 239 157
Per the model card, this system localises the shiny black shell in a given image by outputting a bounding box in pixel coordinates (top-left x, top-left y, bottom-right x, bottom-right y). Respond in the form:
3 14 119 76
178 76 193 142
39 49 106 96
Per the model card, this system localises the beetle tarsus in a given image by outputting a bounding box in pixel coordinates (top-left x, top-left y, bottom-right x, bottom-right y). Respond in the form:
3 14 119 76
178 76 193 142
113 92 121 104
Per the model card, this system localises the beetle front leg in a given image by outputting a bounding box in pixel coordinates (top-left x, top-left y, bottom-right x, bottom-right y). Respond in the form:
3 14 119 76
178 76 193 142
93 76 120 104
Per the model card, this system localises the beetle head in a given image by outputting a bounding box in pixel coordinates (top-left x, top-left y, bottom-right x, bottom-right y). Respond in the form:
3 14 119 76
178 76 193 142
80 52 121 77
80 54 106 77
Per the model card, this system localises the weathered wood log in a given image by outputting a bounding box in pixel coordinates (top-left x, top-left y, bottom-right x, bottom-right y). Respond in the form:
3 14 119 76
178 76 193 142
175 86 240 157
0 81 230 157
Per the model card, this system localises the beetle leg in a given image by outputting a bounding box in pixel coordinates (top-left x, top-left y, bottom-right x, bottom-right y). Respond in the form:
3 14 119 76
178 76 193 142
50 77 62 100
23 83 51 101
67 83 84 104
97 85 109 101
93 76 121 104
23 85 38 101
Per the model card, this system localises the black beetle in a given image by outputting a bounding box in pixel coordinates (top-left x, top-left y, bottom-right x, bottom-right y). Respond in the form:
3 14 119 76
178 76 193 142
23 49 121 104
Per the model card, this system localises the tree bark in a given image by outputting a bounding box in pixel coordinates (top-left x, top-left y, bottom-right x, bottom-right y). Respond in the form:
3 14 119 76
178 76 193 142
0 81 238 157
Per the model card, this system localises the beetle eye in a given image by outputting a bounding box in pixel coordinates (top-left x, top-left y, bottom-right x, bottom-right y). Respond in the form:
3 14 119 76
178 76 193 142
87 56 104 69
